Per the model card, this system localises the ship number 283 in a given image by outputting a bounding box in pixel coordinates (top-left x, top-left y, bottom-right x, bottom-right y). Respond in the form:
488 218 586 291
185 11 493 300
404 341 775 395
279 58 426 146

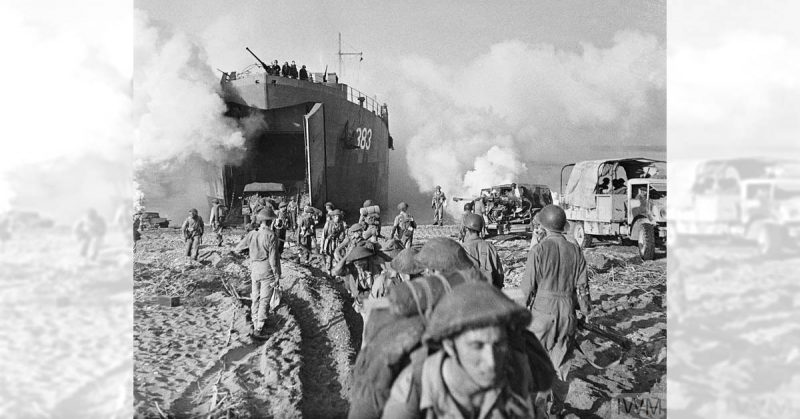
355 127 372 150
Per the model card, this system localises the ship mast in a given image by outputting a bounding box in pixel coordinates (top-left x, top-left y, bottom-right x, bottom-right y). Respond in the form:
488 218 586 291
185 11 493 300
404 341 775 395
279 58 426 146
337 32 362 79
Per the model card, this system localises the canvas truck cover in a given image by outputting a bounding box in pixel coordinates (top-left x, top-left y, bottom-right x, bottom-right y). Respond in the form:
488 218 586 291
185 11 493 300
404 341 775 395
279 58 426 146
243 182 285 193
562 160 614 209
563 158 666 209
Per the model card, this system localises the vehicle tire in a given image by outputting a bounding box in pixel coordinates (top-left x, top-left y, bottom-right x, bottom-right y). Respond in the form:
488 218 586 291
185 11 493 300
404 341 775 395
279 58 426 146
573 222 593 248
638 223 656 260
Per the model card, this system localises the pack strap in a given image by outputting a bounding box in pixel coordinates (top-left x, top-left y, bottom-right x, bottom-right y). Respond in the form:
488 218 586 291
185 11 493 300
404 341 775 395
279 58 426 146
419 278 435 316
405 282 428 327
431 273 452 294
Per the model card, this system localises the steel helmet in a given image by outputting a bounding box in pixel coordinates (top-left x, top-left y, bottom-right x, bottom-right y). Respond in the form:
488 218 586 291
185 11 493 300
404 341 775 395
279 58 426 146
397 202 409 211
424 281 531 344
416 237 474 271
325 201 334 209
463 202 474 212
390 247 424 275
256 207 277 222
535 205 567 232
363 200 374 207
348 223 365 233
435 185 441 190
345 245 375 263
463 213 484 232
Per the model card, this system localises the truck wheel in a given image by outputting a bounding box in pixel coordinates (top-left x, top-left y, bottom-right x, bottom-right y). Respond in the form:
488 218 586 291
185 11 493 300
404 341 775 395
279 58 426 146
638 223 656 260
573 222 593 248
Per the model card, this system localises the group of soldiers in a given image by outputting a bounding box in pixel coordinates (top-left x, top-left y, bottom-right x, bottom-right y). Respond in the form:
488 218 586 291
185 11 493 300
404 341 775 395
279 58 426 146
169 190 590 417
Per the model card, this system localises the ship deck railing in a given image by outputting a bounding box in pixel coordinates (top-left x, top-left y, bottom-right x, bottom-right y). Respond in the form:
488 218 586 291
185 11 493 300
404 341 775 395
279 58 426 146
225 71 385 117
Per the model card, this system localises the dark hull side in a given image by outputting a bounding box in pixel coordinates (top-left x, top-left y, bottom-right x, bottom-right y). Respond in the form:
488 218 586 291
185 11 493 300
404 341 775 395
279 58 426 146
221 74 390 223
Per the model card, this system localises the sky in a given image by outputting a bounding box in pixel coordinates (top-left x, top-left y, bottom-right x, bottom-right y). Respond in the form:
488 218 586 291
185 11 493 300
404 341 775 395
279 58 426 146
135 0 666 221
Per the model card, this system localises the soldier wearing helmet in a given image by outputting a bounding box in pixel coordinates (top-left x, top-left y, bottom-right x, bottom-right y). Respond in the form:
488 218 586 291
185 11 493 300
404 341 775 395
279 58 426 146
322 209 347 275
461 213 505 289
457 201 474 242
234 206 282 339
391 202 417 248
430 185 447 226
520 204 591 416
415 237 486 285
209 199 225 247
333 244 384 314
181 208 204 261
382 281 552 419
296 205 321 265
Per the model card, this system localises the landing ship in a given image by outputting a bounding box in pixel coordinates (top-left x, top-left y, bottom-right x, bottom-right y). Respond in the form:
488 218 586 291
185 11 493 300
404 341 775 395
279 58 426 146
217 54 392 223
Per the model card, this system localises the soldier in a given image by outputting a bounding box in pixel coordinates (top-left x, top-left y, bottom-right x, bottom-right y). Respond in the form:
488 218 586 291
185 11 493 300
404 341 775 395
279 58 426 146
458 201 474 242
431 185 447 226
359 199 374 226
333 244 384 313
415 237 485 284
382 281 546 418
209 199 224 247
74 208 106 261
370 246 424 299
520 205 591 416
391 202 417 248
529 213 547 251
234 208 282 339
274 201 289 255
461 214 505 289
286 197 298 231
297 205 319 265
335 223 367 263
181 208 204 261
474 196 488 236
322 209 347 275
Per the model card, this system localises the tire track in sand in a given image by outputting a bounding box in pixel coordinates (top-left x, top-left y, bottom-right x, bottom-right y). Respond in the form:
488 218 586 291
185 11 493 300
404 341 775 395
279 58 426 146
280 261 355 418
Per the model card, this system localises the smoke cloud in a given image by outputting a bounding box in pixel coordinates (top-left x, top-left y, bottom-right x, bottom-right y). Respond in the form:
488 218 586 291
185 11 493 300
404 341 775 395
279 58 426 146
398 31 665 217
134 10 248 222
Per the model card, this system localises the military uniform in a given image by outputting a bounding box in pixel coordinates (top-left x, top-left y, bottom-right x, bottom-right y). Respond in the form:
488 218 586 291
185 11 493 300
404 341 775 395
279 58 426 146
431 189 446 226
520 232 590 413
392 211 417 248
382 281 551 419
209 202 224 246
181 213 204 260
462 236 505 288
234 221 281 335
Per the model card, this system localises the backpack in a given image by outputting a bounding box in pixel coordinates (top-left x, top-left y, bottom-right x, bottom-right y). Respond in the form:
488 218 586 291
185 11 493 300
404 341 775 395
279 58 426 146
348 273 556 419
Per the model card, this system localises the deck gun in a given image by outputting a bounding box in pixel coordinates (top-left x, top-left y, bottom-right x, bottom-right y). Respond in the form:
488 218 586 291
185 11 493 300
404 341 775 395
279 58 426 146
245 47 270 72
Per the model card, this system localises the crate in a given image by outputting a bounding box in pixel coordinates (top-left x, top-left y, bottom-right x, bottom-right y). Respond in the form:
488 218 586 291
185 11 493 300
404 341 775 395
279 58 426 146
156 296 181 307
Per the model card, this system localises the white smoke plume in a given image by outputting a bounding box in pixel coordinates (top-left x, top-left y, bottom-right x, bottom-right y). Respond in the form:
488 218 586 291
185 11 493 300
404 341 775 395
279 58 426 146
134 10 248 222
399 31 665 217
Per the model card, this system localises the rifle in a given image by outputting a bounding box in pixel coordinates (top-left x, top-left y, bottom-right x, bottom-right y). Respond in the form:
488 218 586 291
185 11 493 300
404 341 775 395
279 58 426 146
245 47 270 72
579 319 632 350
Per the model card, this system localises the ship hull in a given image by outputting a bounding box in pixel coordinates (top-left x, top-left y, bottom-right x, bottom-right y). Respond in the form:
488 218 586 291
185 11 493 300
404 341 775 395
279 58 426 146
221 74 390 223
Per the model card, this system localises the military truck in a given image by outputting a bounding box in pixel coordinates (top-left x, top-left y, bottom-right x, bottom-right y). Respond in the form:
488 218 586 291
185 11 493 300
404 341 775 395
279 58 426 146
454 183 553 236
669 158 800 255
561 158 667 260
139 212 170 229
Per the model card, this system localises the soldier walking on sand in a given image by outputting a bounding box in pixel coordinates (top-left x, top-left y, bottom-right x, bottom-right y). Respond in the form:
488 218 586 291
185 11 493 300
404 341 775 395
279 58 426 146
181 208 204 261
431 185 447 226
234 208 282 339
297 205 320 264
461 213 505 289
520 205 591 416
286 197 298 231
458 201 474 242
322 209 347 275
209 199 225 247
391 202 417 248
274 201 289 256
